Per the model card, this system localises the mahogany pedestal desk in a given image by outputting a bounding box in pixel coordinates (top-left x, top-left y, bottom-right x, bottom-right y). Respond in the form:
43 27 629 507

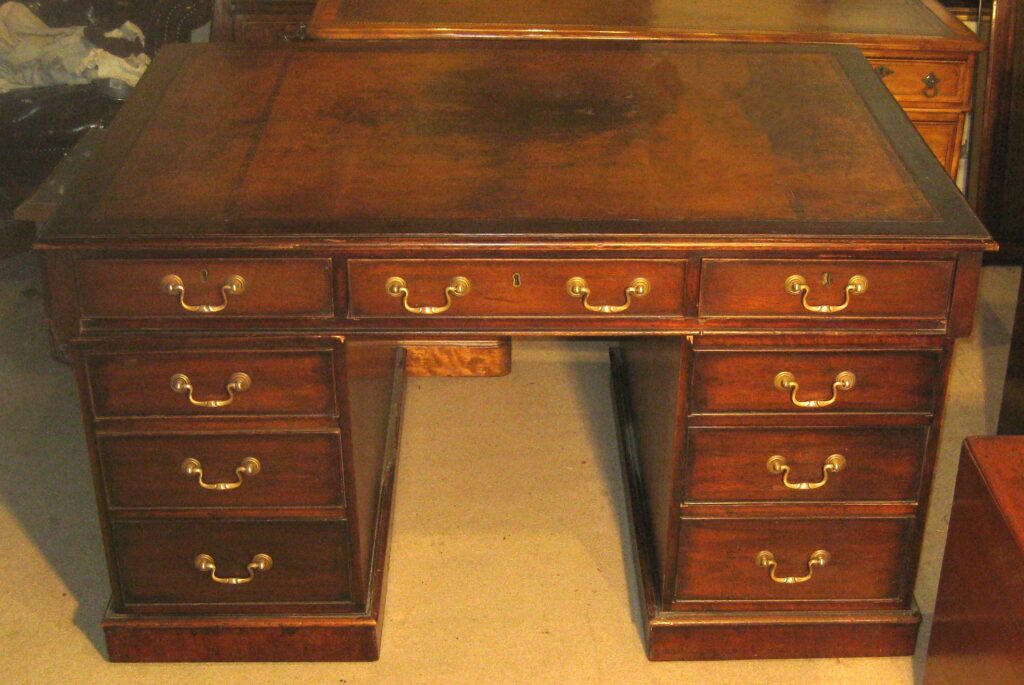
35 42 994 662
923 437 1024 684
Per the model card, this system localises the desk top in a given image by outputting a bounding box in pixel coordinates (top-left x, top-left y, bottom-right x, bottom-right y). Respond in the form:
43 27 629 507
309 0 980 52
962 437 1024 553
39 43 989 247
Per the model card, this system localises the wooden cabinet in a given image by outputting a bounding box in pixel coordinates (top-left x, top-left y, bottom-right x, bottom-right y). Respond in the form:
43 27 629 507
36 42 991 662
306 0 981 178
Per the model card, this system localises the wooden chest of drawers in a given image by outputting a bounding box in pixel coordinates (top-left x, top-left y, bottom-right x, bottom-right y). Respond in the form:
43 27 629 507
304 0 982 179
36 42 991 661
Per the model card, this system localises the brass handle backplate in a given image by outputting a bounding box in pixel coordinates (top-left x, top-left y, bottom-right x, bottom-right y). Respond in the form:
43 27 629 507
161 274 246 313
767 454 846 490
181 457 261 490
785 274 867 313
170 372 251 408
774 371 855 409
922 71 941 97
385 276 470 314
756 549 830 584
566 277 650 313
194 553 272 585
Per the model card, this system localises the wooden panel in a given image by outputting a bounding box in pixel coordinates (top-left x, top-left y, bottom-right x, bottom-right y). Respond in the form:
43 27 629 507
77 258 336 319
403 339 511 377
690 349 941 414
111 519 352 607
699 259 954 320
617 339 687 606
673 517 914 603
104 612 382 662
311 0 975 43
924 438 1024 684
98 432 344 509
648 610 918 660
86 349 337 418
870 58 970 107
685 427 927 503
349 260 686 318
340 341 405 600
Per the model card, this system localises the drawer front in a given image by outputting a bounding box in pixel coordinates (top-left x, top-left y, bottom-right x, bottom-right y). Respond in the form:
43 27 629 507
684 427 926 503
910 114 962 176
690 349 940 414
111 520 351 606
699 259 955 320
77 258 335 319
98 432 344 509
869 58 969 108
86 349 337 418
348 259 686 318
673 517 914 603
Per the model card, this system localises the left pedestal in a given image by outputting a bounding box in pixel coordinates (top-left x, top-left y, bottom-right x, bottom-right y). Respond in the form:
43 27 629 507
68 332 405 662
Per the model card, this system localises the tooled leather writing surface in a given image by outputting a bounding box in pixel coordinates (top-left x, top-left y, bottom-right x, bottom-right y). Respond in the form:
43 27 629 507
42 42 986 242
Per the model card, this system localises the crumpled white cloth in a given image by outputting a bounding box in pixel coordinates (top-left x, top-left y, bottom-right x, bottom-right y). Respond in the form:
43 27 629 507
0 1 149 93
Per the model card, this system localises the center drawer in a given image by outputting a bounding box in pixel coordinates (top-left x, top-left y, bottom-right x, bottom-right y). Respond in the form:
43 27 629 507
348 259 686 318
84 348 338 418
690 349 941 414
111 519 353 609
97 431 345 509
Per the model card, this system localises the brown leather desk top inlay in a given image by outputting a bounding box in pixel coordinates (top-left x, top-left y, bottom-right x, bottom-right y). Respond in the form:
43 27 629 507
303 0 981 183
39 43 987 244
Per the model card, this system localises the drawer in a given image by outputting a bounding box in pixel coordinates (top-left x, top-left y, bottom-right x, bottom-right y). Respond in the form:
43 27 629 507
76 258 335 319
690 349 940 414
98 432 344 509
234 15 312 44
909 112 963 177
684 427 927 503
673 517 914 603
348 259 686 318
111 519 351 607
85 349 337 418
869 58 970 108
699 259 955 320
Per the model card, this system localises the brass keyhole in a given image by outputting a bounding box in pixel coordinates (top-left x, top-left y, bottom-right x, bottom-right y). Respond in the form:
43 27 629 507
821 272 832 287
201 268 210 283
512 273 522 288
